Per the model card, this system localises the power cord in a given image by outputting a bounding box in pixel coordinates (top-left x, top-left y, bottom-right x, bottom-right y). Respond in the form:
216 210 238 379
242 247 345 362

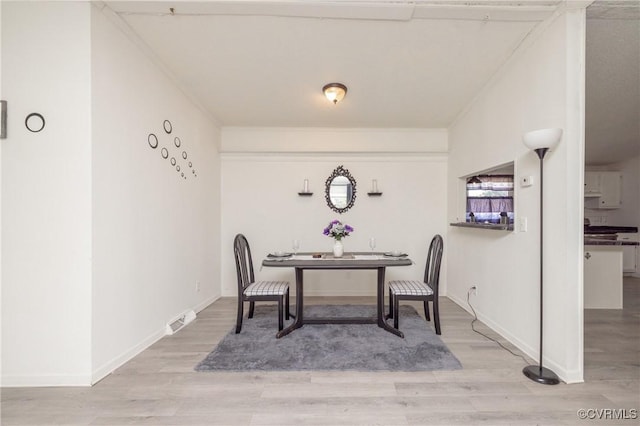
467 287 529 364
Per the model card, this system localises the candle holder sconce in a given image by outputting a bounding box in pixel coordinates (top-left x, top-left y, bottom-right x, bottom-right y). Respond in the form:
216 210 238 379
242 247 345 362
298 178 313 196
367 179 383 196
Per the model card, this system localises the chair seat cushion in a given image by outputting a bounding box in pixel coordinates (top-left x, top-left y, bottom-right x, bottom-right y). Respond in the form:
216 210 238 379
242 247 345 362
244 280 289 296
389 280 434 296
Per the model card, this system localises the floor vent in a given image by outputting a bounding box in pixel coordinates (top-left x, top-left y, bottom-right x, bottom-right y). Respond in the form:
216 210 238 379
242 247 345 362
165 309 196 335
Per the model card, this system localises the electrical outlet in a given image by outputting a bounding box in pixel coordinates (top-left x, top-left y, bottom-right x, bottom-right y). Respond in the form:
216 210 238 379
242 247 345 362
196 281 201 292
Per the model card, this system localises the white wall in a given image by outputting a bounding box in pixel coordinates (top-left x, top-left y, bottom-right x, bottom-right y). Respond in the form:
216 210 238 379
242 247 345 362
1 2 93 386
1 2 222 387
90 6 221 383
447 10 586 383
221 128 447 297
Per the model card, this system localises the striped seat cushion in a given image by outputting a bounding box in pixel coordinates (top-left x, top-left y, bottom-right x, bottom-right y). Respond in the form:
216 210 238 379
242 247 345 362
244 280 289 296
389 280 434 296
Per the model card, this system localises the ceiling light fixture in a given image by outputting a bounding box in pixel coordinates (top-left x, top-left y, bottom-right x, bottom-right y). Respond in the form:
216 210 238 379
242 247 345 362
323 83 347 105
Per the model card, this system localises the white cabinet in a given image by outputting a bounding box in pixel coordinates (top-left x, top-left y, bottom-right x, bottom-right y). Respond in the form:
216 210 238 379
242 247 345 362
584 172 601 197
618 233 639 274
584 246 623 309
598 172 622 208
584 171 622 208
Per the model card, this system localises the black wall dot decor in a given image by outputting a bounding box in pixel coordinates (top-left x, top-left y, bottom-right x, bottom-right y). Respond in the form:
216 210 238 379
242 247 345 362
148 120 197 181
25 112 45 133
148 133 158 149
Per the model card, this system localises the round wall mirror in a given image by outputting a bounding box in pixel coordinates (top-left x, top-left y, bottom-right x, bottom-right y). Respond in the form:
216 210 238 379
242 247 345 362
325 165 357 214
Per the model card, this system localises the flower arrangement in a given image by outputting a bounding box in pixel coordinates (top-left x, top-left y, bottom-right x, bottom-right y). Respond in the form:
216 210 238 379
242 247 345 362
323 220 354 241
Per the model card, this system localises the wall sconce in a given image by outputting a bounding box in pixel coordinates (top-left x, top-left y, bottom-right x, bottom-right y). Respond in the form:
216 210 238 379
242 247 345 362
368 179 382 196
323 83 347 104
298 178 313 196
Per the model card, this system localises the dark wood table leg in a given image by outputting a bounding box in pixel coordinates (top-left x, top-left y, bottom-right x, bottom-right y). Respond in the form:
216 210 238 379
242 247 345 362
277 267 304 338
377 266 404 338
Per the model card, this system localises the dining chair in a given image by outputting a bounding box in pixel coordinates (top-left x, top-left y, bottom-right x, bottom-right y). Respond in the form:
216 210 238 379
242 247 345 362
387 234 443 335
233 233 291 334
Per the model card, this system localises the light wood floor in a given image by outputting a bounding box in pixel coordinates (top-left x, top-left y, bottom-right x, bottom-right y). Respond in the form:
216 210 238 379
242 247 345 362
2 278 639 425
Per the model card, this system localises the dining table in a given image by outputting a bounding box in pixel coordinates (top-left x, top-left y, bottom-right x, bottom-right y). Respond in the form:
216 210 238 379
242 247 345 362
262 252 412 338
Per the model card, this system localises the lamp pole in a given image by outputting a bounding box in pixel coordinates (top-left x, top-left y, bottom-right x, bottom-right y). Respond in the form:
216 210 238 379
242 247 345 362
522 147 560 385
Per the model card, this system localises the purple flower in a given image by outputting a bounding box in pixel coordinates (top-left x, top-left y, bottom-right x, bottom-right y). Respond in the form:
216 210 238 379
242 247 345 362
323 220 354 239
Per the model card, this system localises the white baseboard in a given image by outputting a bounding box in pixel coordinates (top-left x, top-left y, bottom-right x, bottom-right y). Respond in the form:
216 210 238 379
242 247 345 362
1 374 92 387
91 327 166 385
194 294 219 313
2 294 231 388
447 293 583 384
91 294 220 385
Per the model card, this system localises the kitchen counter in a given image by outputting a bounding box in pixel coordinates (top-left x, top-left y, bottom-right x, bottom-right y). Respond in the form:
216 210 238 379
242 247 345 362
449 222 513 231
584 246 623 309
584 238 639 246
584 226 638 234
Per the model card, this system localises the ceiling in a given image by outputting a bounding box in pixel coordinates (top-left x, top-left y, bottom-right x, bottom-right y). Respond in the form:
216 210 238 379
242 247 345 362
105 1 639 164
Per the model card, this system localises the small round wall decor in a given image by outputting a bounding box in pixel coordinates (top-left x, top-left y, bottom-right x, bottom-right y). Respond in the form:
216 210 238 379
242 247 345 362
163 120 172 134
25 113 45 133
146 119 197 181
148 133 158 149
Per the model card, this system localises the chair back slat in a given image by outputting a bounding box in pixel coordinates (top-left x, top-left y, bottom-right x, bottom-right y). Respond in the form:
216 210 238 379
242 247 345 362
423 234 444 297
234 234 255 292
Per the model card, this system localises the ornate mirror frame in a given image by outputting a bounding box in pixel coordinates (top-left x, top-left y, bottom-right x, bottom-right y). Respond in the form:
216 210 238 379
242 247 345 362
325 165 357 214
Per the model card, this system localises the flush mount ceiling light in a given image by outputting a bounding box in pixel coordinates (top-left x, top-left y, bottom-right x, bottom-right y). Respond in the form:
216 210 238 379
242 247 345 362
323 83 347 104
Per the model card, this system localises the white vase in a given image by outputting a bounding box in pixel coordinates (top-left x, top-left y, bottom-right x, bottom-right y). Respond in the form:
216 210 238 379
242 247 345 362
333 239 344 257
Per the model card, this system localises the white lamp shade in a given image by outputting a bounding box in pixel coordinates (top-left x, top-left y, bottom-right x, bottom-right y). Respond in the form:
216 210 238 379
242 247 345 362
523 128 562 151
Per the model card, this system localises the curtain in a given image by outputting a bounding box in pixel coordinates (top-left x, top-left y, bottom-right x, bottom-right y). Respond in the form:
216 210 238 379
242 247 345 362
466 175 514 214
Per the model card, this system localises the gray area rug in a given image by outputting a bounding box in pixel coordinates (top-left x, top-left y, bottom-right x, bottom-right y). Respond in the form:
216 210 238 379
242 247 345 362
195 304 462 372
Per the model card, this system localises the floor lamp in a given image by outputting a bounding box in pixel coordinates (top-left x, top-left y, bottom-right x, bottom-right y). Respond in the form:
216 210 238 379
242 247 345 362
522 127 562 385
